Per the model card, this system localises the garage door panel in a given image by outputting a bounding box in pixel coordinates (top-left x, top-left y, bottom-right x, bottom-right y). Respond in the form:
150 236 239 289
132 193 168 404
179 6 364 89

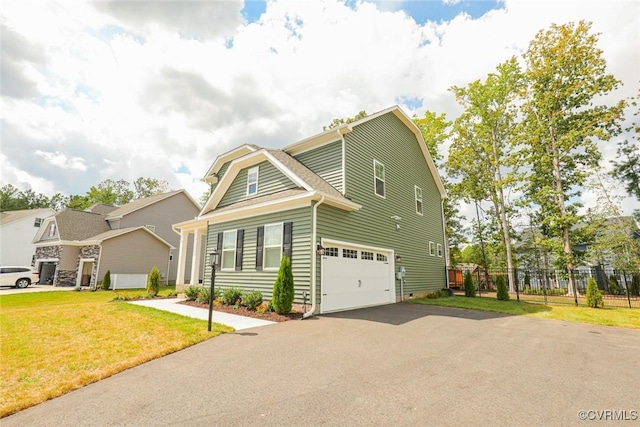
321 244 394 313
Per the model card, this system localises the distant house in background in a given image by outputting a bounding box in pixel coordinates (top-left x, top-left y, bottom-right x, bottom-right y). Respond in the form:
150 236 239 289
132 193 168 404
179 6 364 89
0 208 56 266
32 190 201 288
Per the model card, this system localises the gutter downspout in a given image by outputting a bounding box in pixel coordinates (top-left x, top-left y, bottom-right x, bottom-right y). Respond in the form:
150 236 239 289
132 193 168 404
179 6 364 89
303 196 325 319
340 130 347 195
441 198 449 289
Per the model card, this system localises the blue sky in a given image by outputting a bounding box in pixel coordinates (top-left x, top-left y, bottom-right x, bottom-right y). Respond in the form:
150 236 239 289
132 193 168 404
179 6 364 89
243 0 504 24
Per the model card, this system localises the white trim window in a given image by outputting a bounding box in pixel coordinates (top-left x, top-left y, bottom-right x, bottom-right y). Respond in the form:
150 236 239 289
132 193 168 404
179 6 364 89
264 223 283 269
222 230 237 270
373 160 385 198
429 241 435 256
247 166 259 196
48 223 57 237
415 185 423 215
437 243 443 257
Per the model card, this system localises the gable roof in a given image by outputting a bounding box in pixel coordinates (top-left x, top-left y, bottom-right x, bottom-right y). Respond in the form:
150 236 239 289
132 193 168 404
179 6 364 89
284 105 447 198
0 208 55 225
55 209 111 241
200 147 361 216
203 144 259 184
106 190 199 220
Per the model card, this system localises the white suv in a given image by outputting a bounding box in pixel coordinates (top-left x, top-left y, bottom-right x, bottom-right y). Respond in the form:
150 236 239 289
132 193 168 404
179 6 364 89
0 266 40 288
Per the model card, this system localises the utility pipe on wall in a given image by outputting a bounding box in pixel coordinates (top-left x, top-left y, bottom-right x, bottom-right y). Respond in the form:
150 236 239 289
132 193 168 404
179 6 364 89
303 196 325 319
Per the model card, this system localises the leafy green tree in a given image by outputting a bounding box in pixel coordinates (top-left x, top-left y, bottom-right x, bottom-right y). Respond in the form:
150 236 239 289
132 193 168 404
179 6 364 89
463 270 476 297
0 184 23 211
413 110 465 266
146 266 161 297
86 179 133 206
520 21 625 295
67 194 91 210
133 177 169 199
101 270 111 291
323 110 367 130
495 275 510 300
585 277 604 308
448 58 523 292
460 245 484 265
612 85 640 200
272 255 294 314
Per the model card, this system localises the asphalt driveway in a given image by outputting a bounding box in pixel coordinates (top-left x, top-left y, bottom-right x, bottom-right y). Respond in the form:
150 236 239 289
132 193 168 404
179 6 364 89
5 303 639 426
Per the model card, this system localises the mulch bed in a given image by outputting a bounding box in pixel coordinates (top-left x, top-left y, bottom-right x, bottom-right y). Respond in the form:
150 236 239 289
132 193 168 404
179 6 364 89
179 300 303 322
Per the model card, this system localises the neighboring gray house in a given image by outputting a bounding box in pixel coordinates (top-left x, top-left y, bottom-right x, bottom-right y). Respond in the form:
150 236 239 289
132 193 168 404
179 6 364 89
32 190 201 287
0 208 56 266
174 106 447 314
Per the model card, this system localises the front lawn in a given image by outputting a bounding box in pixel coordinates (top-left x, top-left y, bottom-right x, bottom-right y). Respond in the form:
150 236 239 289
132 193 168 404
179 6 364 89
408 295 640 329
0 289 232 418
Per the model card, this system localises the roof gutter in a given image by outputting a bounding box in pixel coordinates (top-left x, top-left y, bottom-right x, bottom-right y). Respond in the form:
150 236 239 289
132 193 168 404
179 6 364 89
303 196 325 319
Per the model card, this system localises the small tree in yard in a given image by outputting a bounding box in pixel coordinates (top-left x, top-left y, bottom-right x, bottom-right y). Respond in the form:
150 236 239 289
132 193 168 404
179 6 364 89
586 277 604 308
101 270 111 290
464 270 476 297
272 255 294 314
496 275 510 301
146 266 160 297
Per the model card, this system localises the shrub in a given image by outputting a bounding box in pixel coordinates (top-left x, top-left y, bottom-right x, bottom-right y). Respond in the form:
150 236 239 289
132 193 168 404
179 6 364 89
196 287 210 304
496 275 510 301
463 270 476 298
242 290 263 310
631 274 640 297
586 277 604 308
184 285 201 301
221 287 243 306
272 255 294 314
608 275 623 295
425 289 452 299
256 302 269 314
146 266 160 297
101 270 111 290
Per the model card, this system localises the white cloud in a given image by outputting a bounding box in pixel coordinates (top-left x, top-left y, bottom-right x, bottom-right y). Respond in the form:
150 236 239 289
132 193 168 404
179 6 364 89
0 0 637 219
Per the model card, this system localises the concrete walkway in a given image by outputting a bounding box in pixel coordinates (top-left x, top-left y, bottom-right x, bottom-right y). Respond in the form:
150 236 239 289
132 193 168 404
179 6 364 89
128 298 275 330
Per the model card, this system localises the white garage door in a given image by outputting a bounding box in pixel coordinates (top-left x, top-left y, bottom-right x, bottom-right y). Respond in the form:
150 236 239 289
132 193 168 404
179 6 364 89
320 243 395 313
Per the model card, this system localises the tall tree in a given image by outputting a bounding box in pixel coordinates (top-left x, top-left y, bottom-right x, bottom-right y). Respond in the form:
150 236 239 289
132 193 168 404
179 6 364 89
413 110 465 266
521 21 625 295
86 179 134 206
448 58 523 291
133 177 169 199
323 110 367 130
612 85 640 200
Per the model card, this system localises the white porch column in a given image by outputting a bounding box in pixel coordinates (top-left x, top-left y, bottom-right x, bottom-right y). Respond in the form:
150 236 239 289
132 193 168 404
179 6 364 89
175 229 189 286
189 229 204 286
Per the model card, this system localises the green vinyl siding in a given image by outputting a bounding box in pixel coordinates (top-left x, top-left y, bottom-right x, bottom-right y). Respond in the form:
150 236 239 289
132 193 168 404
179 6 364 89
316 112 445 297
204 207 312 302
293 139 344 192
219 161 298 208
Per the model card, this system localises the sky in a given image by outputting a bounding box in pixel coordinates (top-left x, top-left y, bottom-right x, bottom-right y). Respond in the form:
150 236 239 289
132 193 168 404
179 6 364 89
1 0 639 231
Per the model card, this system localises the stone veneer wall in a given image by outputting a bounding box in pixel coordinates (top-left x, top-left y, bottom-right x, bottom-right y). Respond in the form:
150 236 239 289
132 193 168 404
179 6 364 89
79 245 101 288
34 246 62 286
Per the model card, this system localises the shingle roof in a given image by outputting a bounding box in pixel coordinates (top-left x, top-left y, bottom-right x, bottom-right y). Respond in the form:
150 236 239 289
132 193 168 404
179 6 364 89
86 204 118 215
265 149 346 199
55 209 111 241
106 190 183 219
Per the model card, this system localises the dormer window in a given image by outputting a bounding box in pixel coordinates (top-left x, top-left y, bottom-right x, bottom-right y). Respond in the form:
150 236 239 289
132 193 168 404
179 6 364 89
247 166 259 196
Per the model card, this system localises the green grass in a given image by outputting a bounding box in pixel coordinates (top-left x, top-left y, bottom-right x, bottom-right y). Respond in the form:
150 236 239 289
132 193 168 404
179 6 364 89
0 289 233 417
408 295 640 329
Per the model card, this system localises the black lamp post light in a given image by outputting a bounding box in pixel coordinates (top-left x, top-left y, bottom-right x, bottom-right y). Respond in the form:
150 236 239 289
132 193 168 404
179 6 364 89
208 250 220 332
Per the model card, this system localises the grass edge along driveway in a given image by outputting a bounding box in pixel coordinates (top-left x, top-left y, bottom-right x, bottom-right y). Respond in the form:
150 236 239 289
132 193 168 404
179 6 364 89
0 290 232 418
408 295 640 329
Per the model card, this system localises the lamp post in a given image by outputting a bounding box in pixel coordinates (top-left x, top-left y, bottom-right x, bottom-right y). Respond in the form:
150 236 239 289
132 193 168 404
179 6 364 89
208 250 220 332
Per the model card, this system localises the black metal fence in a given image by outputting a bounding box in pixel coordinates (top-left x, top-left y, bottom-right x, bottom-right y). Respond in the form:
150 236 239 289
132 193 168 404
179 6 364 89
447 267 640 308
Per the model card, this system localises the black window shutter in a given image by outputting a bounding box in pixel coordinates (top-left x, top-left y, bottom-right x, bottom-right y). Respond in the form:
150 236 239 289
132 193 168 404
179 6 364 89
235 229 244 271
255 226 264 270
216 232 223 269
283 222 293 260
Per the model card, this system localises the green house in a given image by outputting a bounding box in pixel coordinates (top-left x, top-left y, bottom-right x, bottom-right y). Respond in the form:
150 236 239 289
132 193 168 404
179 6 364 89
174 106 447 315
